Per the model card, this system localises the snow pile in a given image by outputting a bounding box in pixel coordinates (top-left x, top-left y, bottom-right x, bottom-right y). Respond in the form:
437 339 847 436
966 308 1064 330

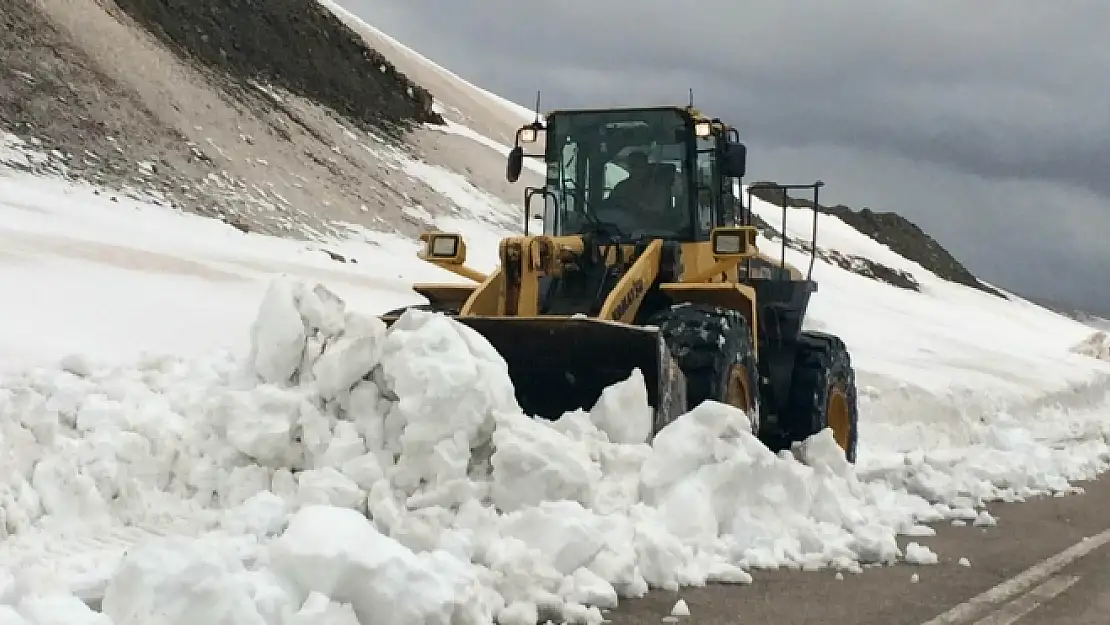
1072 331 1110 362
2 278 1110 624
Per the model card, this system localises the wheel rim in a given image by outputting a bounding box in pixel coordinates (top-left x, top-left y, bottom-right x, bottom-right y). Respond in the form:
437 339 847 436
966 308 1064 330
828 388 852 452
725 366 756 431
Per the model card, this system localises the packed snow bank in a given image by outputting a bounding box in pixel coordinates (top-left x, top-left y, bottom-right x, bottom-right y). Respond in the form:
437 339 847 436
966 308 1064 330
2 278 1110 624
0 171 475 371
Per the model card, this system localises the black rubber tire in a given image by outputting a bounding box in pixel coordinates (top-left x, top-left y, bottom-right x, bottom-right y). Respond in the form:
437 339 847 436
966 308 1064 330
645 303 761 435
780 331 860 463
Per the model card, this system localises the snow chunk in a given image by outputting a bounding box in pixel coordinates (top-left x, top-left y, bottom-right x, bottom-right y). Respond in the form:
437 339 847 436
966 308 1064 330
14 595 109 625
499 501 606 575
973 511 997 527
102 534 289 625
491 415 601 512
222 384 316 466
221 490 289 537
311 312 387 400
269 505 490 625
379 309 517 496
248 278 308 385
589 369 653 445
287 592 360 625
904 542 938 565
0 606 29 625
295 468 365 511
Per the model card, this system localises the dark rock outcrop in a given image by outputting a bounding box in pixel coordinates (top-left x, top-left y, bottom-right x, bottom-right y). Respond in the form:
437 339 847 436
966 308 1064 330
109 0 443 134
748 182 1005 298
747 211 921 292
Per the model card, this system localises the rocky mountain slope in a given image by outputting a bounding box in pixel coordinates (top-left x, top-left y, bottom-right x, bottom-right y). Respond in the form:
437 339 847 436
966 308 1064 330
109 0 442 131
0 0 532 241
2 0 997 297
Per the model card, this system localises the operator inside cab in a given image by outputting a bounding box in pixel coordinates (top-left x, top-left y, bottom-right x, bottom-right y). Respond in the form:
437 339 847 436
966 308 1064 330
601 150 686 235
607 150 653 206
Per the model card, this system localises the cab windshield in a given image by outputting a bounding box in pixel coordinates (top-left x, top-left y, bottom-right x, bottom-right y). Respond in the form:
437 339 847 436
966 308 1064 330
541 108 694 239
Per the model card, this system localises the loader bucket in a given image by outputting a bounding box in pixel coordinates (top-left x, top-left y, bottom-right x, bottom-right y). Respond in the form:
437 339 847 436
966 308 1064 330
382 313 687 433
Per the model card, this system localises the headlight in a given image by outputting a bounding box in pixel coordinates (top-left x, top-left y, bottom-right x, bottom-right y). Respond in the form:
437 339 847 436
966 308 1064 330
713 233 744 255
709 226 756 257
694 121 713 137
520 127 538 143
430 235 460 257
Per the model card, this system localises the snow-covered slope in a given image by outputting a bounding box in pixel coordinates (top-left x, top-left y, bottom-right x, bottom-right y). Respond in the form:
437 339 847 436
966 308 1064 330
2 4 1110 625
317 0 537 142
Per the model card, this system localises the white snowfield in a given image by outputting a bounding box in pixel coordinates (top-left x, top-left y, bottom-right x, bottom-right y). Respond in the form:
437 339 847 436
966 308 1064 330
2 6 1110 625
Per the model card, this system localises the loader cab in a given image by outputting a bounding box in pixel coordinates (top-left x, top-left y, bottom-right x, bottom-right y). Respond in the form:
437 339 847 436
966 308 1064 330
506 106 747 242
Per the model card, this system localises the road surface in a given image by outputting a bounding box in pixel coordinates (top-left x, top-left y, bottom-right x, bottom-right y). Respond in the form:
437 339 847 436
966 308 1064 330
608 475 1110 624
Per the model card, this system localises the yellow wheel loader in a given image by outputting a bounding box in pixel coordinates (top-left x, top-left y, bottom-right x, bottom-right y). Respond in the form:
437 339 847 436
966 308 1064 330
382 105 859 462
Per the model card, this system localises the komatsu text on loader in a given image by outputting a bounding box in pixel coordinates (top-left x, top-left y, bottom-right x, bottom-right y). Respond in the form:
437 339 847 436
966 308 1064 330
382 105 859 462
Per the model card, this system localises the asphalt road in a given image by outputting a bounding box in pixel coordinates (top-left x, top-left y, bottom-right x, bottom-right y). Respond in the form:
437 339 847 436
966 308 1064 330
607 475 1110 625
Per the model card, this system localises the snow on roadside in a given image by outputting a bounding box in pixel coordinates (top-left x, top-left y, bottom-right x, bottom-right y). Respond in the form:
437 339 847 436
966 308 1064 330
2 278 1109 624
0 171 473 371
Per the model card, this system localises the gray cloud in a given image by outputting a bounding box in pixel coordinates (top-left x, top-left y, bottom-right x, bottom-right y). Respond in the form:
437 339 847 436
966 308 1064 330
345 0 1110 314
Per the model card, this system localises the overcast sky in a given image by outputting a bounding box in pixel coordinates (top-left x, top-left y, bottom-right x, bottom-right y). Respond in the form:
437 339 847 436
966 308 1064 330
347 0 1110 314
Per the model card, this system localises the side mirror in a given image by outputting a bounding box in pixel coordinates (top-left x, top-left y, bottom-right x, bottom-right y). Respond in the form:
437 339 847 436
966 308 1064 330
506 146 524 183
722 142 747 178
